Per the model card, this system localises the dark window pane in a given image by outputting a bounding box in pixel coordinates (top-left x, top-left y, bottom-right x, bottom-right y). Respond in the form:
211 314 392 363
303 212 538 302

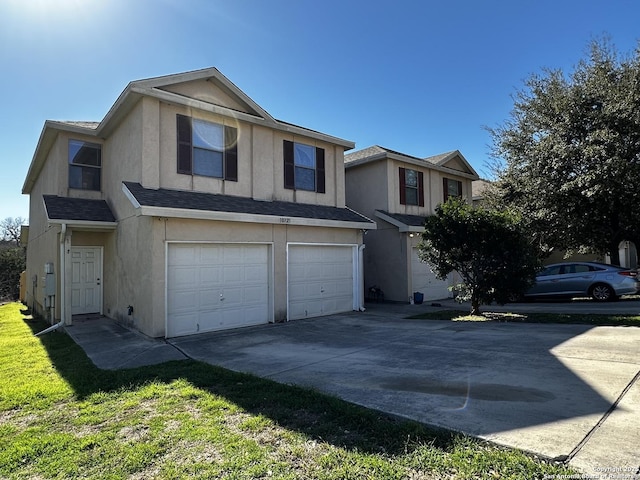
193 148 223 177
69 140 101 166
295 166 315 191
405 169 417 187
69 165 100 190
405 187 418 205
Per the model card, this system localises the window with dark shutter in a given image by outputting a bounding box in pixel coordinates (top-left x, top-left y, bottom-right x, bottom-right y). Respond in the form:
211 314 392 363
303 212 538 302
283 140 325 193
400 167 422 206
443 178 463 201
224 126 238 181
176 115 238 181
177 115 192 174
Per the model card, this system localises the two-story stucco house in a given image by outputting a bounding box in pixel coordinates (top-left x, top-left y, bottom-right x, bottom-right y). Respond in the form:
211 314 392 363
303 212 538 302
344 146 478 303
22 68 375 338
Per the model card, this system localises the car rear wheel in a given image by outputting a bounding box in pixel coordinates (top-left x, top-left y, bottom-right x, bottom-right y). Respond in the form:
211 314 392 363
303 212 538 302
590 283 616 302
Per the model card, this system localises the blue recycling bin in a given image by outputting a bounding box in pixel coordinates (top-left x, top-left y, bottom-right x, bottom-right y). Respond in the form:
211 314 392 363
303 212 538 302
413 292 424 304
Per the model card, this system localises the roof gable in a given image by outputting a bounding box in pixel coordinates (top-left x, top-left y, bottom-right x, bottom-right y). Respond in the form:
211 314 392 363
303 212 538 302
344 145 479 180
424 150 476 176
131 67 276 123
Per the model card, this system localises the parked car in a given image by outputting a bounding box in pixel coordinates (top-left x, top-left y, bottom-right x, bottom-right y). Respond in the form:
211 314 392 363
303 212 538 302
525 262 640 302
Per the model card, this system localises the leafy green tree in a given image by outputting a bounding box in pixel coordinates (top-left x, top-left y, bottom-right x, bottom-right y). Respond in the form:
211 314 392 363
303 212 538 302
0 217 26 300
418 198 541 315
486 38 640 264
0 247 25 300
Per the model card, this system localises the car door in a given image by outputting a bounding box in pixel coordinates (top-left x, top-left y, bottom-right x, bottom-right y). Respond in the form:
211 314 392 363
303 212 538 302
528 265 564 296
558 263 596 295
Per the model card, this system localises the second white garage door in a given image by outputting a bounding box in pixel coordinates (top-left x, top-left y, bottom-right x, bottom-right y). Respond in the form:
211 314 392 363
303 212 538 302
411 247 451 301
288 244 355 320
167 243 270 337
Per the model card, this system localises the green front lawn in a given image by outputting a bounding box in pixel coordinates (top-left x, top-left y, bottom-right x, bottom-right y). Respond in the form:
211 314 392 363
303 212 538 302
0 302 575 479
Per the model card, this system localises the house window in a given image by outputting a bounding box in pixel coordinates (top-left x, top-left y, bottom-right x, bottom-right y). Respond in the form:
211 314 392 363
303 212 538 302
283 140 325 193
443 178 463 201
399 167 424 206
69 140 101 190
176 115 238 181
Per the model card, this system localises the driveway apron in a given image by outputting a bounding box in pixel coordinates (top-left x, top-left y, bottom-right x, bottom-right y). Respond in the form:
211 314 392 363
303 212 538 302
170 305 640 475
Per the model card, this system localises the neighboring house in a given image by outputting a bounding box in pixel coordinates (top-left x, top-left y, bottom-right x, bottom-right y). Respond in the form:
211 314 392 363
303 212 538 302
22 68 375 338
344 146 479 303
471 178 491 206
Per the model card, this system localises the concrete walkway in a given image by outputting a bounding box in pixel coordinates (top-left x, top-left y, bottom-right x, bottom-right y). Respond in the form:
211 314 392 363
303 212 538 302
63 301 640 475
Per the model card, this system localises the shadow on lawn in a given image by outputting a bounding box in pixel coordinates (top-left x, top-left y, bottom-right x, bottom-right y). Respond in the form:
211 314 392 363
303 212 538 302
20 306 459 456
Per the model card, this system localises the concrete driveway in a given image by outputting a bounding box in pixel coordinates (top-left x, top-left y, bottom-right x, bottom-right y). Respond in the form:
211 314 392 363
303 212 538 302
169 303 640 475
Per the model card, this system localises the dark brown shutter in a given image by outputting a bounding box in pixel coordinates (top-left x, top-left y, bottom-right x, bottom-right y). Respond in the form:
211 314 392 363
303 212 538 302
399 167 406 205
177 114 192 174
316 147 325 193
224 126 238 181
418 171 425 207
456 180 462 197
443 177 448 202
284 140 295 189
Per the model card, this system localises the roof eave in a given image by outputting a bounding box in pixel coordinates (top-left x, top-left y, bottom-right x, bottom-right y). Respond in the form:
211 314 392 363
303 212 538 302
134 205 375 229
22 121 100 194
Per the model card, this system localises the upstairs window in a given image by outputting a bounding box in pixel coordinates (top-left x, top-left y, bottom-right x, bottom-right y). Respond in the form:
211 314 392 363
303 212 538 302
283 140 325 193
399 167 424 206
177 115 238 181
69 140 101 190
443 178 462 201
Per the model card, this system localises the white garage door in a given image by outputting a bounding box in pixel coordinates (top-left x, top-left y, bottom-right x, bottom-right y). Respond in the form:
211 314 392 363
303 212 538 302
288 245 355 320
167 243 270 337
411 247 451 301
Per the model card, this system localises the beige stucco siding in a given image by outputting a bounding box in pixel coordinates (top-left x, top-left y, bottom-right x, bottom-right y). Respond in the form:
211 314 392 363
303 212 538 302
122 218 362 336
155 101 345 208
345 161 388 218
160 79 252 114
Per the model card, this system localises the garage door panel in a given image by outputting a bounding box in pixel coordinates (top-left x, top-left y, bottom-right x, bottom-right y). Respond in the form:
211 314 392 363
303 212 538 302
411 247 450 301
199 268 222 288
169 267 198 288
167 244 270 337
169 245 197 265
288 245 355 320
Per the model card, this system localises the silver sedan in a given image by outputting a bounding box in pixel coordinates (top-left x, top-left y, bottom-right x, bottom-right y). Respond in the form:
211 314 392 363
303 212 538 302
525 262 640 301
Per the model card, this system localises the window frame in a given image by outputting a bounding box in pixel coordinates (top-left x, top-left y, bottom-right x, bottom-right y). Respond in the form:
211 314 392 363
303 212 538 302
283 140 325 193
176 115 238 181
68 139 102 191
399 167 424 206
443 177 463 202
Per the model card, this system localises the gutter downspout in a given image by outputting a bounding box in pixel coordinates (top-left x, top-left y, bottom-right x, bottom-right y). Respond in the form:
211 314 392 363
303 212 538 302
358 244 366 311
35 223 66 336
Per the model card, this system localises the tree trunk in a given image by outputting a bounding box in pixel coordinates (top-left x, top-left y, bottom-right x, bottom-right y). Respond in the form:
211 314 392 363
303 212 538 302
470 290 481 316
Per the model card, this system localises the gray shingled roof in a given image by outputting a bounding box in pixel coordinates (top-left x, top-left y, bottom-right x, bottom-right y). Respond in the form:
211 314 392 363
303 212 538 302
377 210 426 227
344 145 460 167
43 196 116 223
59 121 100 129
124 182 375 225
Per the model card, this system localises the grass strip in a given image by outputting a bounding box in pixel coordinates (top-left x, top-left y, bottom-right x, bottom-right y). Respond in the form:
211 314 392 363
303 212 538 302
0 302 576 479
408 309 640 326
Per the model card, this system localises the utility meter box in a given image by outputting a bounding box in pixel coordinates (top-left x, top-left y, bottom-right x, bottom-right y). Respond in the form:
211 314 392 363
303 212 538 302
44 273 56 296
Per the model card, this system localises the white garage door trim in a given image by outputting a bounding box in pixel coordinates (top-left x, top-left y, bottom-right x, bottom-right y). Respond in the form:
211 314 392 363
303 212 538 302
287 243 359 321
165 242 273 338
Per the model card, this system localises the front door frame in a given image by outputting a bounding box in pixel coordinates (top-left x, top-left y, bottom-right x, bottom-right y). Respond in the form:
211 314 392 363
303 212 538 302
69 245 104 317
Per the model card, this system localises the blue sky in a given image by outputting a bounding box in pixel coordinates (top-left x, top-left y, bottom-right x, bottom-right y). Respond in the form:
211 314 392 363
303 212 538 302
1 0 639 223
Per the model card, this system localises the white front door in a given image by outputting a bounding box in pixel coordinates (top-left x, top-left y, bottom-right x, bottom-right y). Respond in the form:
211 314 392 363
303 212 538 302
70 247 103 315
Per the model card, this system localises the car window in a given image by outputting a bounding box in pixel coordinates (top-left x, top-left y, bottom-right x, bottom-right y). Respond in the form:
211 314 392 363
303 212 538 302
539 265 562 276
573 265 591 273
